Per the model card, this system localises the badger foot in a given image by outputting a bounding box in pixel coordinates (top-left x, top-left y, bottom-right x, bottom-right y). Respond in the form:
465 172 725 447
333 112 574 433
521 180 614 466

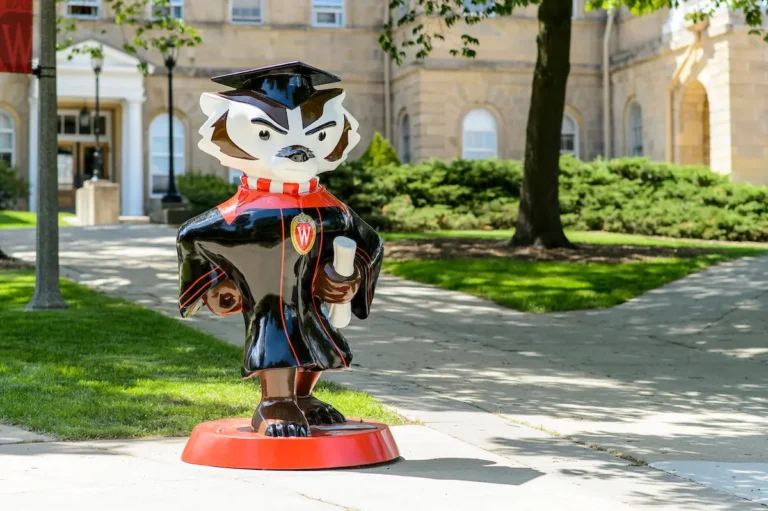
252 399 310 437
297 395 346 425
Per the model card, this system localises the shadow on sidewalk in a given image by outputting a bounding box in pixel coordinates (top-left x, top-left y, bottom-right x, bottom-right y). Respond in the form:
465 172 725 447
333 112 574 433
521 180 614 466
350 457 543 486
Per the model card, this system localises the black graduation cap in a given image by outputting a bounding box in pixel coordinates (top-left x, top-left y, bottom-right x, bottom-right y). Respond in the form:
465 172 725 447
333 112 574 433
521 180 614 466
212 62 341 109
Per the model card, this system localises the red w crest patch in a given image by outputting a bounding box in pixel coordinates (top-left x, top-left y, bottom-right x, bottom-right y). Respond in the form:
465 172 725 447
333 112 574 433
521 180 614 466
290 213 317 255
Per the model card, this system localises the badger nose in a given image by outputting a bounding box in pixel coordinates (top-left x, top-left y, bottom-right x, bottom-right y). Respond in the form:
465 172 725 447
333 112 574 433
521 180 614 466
277 145 315 163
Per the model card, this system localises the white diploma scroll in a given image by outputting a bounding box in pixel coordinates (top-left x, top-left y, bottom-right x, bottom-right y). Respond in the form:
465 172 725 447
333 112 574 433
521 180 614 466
328 236 357 329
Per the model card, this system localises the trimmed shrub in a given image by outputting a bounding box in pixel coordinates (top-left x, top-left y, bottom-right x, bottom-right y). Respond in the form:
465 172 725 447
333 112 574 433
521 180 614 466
175 152 768 242
359 132 400 168
177 172 237 215
327 155 768 241
0 162 28 210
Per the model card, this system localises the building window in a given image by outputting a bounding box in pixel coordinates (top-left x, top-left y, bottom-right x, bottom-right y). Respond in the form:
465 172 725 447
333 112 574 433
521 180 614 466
312 0 344 27
66 0 100 19
150 0 184 20
398 0 408 19
463 0 489 13
149 114 185 197
229 168 243 185
231 0 263 24
0 110 15 166
56 111 107 137
400 114 411 163
628 101 643 157
560 113 580 158
462 108 498 160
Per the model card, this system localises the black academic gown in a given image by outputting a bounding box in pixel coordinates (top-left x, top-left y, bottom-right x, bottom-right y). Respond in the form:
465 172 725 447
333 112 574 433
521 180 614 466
176 184 383 377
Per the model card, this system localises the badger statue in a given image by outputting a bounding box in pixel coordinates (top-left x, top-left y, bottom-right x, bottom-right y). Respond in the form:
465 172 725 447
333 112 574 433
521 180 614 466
176 62 383 438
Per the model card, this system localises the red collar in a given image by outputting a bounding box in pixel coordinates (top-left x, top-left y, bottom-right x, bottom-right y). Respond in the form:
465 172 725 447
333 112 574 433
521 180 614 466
217 177 346 225
241 176 320 195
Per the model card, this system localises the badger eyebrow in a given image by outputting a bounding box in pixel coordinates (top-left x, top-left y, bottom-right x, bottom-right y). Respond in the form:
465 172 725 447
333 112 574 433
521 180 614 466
305 121 337 136
251 117 288 135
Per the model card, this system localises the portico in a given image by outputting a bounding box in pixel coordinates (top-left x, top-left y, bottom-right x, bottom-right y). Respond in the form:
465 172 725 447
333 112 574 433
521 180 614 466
28 40 152 216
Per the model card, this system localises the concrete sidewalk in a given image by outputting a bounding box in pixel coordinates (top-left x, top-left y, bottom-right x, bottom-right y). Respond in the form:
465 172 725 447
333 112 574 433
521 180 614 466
2 225 767 508
5 423 760 511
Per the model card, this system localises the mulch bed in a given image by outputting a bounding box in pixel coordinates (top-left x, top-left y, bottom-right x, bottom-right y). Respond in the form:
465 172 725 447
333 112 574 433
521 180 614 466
384 238 748 264
0 249 32 270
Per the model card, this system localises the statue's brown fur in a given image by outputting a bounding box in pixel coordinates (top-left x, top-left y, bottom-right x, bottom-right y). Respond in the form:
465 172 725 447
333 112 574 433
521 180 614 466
325 116 351 162
300 88 344 129
217 90 290 130
212 112 257 161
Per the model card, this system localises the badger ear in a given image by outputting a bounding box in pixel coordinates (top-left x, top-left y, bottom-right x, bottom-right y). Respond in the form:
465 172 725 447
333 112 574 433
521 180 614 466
200 92 231 117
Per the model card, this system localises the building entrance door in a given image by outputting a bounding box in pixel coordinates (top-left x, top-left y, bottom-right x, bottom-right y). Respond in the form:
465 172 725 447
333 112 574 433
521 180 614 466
55 109 112 210
57 142 111 210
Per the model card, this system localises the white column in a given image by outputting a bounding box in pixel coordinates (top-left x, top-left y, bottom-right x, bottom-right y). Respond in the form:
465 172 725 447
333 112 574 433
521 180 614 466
27 80 39 212
121 99 145 216
120 100 130 215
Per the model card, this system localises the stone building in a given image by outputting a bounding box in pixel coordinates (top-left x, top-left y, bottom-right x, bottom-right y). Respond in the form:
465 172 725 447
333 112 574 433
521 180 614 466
1 0 767 216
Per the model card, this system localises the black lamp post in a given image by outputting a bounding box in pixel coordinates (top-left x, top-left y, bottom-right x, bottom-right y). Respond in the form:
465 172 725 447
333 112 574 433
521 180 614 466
161 42 182 203
91 52 104 181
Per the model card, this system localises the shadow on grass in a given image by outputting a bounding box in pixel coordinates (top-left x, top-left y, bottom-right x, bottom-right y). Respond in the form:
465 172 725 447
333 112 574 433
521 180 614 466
0 211 33 228
0 270 401 440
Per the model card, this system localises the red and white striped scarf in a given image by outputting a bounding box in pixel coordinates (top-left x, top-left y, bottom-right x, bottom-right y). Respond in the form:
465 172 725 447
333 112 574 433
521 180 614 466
241 175 320 195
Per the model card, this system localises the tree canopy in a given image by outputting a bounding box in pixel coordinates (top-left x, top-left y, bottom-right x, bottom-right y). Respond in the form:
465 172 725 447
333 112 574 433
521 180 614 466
381 0 767 64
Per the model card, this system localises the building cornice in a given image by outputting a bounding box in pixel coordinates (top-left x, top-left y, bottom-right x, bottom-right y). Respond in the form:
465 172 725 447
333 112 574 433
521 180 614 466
609 22 737 72
392 58 601 78
156 66 384 84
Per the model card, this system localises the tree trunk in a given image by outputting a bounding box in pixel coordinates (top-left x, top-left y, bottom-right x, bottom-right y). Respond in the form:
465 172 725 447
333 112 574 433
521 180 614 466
26 0 67 310
510 0 574 249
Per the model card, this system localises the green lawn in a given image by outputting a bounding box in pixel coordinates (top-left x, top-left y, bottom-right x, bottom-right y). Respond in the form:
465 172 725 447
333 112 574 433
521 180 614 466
384 229 768 255
0 211 75 229
0 270 402 440
383 256 737 313
382 230 768 312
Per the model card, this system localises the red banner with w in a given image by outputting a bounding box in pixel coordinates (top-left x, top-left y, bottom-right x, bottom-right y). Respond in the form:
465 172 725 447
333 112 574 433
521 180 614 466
0 0 33 74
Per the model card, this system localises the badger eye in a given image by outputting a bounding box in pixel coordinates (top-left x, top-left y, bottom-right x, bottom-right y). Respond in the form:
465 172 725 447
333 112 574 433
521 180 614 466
259 130 270 141
318 132 326 142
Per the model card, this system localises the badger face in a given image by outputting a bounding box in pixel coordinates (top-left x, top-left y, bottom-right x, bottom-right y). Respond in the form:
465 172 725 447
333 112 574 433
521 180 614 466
198 88 360 183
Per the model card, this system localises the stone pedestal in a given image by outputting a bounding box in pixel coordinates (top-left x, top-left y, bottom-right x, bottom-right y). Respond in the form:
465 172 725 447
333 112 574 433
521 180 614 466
148 200 195 225
76 180 121 226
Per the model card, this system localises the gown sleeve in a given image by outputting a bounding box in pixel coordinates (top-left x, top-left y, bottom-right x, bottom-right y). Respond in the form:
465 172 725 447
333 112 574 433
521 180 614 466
344 209 384 320
176 213 229 318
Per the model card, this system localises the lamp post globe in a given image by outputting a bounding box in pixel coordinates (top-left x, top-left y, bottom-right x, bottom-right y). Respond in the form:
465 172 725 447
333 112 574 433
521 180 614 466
162 42 182 203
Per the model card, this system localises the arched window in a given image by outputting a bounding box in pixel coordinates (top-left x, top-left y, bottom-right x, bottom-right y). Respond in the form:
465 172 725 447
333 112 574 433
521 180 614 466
0 110 15 166
400 114 411 163
149 114 185 197
560 113 579 158
462 108 498 160
628 102 643 157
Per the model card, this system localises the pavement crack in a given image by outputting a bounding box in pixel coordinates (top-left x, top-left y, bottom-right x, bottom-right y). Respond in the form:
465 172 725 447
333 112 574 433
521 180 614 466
648 334 708 353
0 439 54 447
696 286 768 335
295 492 357 510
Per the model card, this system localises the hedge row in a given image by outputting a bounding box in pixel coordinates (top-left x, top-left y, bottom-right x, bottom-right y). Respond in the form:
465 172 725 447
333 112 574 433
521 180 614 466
179 156 768 242
0 162 29 210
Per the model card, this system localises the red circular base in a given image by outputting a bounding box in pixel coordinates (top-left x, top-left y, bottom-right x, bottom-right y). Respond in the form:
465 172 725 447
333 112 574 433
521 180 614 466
181 418 400 470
